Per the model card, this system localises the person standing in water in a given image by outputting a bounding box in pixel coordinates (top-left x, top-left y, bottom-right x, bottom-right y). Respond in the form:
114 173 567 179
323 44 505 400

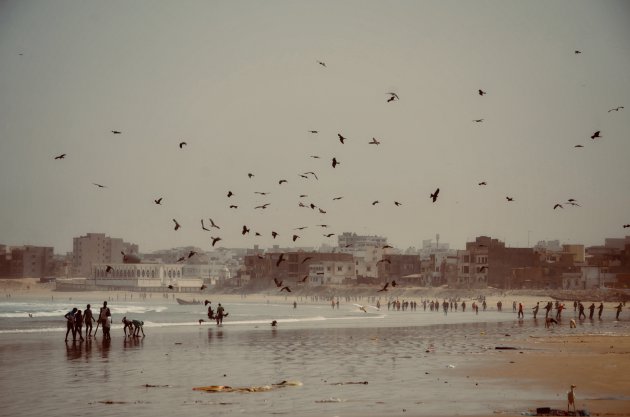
216 303 225 325
84 304 95 338
64 307 77 341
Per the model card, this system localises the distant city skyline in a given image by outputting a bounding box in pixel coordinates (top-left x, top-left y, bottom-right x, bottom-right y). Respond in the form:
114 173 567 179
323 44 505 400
1 1 629 255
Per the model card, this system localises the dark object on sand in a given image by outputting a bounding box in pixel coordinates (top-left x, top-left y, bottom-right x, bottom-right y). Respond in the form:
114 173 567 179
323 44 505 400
495 346 518 350
535 407 589 416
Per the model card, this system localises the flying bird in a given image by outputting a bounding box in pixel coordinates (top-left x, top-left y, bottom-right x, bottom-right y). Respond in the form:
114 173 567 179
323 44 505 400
608 106 624 112
242 225 250 235
179 141 187 149
106 265 113 273
227 191 234 197
478 182 487 186
301 257 313 264
298 275 309 283
308 130 319 134
553 204 563 210
387 92 399 102
310 155 320 159
273 278 283 288
248 173 254 178
211 237 222 247
254 191 270 196
332 157 340 168
292 234 300 242
506 196 514 202
272 231 279 239
204 300 212 306
319 208 327 214
229 205 238 209
188 251 197 258
590 131 601 139
478 89 487 96
377 259 391 264
304 171 318 180
279 179 288 185
372 200 379 206
338 133 347 144
154 197 163 205
93 183 106 188
377 282 389 292
324 233 335 237
383 245 393 249
255 232 262 236
333 196 343 200
255 203 270 209
111 130 121 134
317 224 328 228
430 188 440 203
574 50 582 54
200 284 207 291
167 285 174 290
54 154 66 160
473 119 484 123
394 201 402 206
176 256 186 263
574 144 584 148
173 219 181 230
280 286 291 293
369 138 380 145
623 224 630 228
208 218 220 229
294 226 308 230
276 253 285 267
317 60 326 67
355 304 368 313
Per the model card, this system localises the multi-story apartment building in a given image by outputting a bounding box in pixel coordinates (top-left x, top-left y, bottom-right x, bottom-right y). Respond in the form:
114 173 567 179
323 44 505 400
0 245 55 278
72 233 138 277
338 232 387 250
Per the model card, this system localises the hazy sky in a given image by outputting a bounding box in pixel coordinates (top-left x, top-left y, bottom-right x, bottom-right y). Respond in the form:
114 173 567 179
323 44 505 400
1 1 629 254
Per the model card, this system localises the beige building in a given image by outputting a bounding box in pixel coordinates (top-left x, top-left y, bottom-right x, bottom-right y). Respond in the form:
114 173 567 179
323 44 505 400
90 263 202 291
72 233 138 277
308 259 356 285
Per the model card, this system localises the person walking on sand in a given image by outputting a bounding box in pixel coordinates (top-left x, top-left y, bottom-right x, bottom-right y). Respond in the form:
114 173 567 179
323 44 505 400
99 301 112 340
64 307 77 341
556 303 565 320
588 303 595 320
74 309 85 341
532 302 540 319
517 302 524 319
598 302 604 319
615 303 623 320
84 304 95 338
216 303 225 325
578 302 586 320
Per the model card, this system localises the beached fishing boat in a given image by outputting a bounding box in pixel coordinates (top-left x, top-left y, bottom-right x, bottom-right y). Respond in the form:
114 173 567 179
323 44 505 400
176 298 201 305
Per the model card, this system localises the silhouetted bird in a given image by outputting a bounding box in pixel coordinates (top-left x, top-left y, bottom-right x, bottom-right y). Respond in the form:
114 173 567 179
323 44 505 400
478 89 486 96
574 144 584 148
154 197 163 205
255 203 270 209
333 196 343 200
229 205 238 209
173 219 181 230
608 106 624 112
506 196 514 202
430 188 440 203
301 257 312 264
317 224 328 228
394 201 402 206
372 200 379 206
273 278 283 288
383 245 393 249
54 154 66 160
204 300 212 306
211 237 222 247
242 225 250 235
332 157 340 168
188 251 197 258
304 171 318 180
179 141 187 148
208 218 220 229
369 138 380 145
176 256 186 263
299 275 308 283
111 130 121 134
292 234 300 242
279 179 288 185
377 282 389 292
574 50 582 54
310 155 320 159
324 233 335 237
317 61 326 67
280 286 291 293
106 265 113 273
478 182 487 186
248 173 254 178
255 191 270 196
168 285 174 290
319 208 326 214
338 133 346 144
255 232 261 236
276 253 285 267
554 204 563 209
200 284 207 291
473 119 484 123
272 231 279 239
377 259 391 264
93 183 106 188
295 226 308 230
309 130 319 134
227 191 234 197
387 92 399 102
590 131 601 139
623 224 630 228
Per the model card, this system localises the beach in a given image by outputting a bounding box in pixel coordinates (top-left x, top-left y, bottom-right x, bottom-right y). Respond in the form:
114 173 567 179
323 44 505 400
1 279 629 417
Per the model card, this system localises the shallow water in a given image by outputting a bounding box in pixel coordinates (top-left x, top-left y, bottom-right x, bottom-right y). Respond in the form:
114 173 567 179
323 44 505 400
1 298 627 417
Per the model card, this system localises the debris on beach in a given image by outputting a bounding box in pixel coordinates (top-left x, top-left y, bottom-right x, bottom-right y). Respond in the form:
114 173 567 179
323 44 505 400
143 384 170 388
315 397 344 403
526 407 590 416
329 380 368 385
193 380 302 393
495 346 518 350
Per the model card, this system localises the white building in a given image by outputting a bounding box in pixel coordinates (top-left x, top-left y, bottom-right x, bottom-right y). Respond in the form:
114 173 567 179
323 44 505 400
562 266 617 290
72 233 137 277
308 260 356 285
90 263 203 291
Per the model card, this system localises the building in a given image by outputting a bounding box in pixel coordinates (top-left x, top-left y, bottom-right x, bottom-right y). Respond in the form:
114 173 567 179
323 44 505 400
377 254 422 283
72 233 138 277
562 266 617 290
338 232 387 250
308 258 356 285
0 245 55 278
87 262 202 292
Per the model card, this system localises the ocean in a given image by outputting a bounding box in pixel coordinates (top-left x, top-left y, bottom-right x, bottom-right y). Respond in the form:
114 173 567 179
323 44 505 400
1 294 627 417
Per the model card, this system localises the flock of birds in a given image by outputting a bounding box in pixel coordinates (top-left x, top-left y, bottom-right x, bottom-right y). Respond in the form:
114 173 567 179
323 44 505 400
51 54 626 292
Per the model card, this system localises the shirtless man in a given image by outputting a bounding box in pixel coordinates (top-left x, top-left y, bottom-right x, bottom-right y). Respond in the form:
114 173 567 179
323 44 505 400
84 304 95 338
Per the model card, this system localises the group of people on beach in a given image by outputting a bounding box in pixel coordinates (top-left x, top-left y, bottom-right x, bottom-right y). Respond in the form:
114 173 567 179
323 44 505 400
64 301 111 341
205 301 227 325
